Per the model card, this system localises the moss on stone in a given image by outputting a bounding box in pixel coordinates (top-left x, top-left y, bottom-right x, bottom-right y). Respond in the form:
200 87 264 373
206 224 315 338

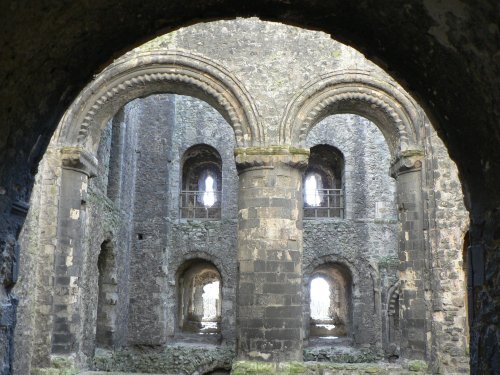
378 256 399 270
400 149 424 158
30 356 78 375
94 346 235 374
231 361 411 374
235 146 309 157
231 361 312 375
407 360 428 372
31 367 77 375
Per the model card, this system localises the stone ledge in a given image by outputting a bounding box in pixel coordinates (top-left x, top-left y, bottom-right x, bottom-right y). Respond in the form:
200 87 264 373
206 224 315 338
231 360 429 375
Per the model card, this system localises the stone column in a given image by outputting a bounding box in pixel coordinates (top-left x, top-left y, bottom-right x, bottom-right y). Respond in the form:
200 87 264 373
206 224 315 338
235 146 309 362
390 150 428 360
51 147 97 355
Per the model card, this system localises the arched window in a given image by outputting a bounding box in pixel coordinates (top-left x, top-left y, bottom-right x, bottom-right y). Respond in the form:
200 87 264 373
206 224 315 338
309 263 352 339
387 285 401 355
303 145 344 218
180 145 222 219
177 260 222 335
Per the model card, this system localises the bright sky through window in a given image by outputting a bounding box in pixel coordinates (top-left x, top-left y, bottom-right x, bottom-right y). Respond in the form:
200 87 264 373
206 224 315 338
305 174 322 206
202 280 219 320
202 175 216 207
310 277 331 320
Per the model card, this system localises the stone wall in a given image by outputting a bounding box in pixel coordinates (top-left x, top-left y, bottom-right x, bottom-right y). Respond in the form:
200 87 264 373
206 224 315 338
422 119 470 373
2 3 500 375
303 114 398 353
12 18 470 375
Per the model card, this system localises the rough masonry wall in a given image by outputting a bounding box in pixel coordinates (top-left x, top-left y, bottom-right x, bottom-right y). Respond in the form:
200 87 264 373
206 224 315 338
76 101 143 366
125 94 239 345
303 114 398 353
126 94 174 345
165 94 239 343
423 119 470 373
138 18 386 142
11 18 471 374
2 3 500 374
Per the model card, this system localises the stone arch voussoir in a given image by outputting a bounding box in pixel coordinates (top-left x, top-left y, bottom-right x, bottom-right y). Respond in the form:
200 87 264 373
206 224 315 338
171 250 233 289
303 253 361 294
279 70 421 157
55 50 262 152
387 281 401 316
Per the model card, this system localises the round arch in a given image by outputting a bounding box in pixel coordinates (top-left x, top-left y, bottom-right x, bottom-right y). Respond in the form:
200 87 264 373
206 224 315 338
170 250 234 289
53 49 263 153
303 254 363 300
279 70 421 157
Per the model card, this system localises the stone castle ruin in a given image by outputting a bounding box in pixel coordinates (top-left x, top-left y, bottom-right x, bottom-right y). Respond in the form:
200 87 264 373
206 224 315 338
12 19 470 374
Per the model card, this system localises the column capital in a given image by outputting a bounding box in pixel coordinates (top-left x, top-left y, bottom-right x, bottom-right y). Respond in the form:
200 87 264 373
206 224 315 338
390 149 424 178
60 147 98 177
235 145 309 173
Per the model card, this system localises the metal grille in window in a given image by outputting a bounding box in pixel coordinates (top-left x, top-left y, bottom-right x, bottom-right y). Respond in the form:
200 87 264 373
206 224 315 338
304 188 344 219
180 190 222 219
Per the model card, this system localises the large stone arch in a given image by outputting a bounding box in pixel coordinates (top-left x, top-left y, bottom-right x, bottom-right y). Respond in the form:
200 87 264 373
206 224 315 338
54 49 263 152
291 71 430 359
2 4 498 374
279 70 421 157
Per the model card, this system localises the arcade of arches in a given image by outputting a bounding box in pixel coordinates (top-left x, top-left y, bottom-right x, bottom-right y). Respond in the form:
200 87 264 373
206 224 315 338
0 13 497 375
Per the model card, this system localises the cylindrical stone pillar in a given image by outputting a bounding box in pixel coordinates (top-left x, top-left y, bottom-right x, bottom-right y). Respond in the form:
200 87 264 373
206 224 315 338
390 150 428 360
235 146 309 362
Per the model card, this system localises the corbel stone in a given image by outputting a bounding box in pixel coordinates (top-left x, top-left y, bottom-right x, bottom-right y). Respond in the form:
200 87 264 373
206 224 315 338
234 145 309 173
60 147 98 177
390 149 424 178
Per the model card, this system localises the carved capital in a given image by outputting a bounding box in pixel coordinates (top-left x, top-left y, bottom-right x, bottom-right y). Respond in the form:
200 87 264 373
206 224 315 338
390 149 424 178
235 146 309 173
61 147 98 177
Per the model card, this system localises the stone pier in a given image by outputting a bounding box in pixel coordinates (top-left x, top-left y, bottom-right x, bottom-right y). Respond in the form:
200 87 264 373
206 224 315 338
390 150 428 360
235 146 309 362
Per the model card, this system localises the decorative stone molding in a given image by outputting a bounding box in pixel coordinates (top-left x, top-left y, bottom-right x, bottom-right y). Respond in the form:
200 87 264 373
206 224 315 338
387 281 401 316
279 70 421 157
60 147 98 177
389 149 424 178
234 145 309 173
55 50 262 152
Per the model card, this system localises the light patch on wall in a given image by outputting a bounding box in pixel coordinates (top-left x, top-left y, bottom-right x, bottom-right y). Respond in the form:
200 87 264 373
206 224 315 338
70 208 80 220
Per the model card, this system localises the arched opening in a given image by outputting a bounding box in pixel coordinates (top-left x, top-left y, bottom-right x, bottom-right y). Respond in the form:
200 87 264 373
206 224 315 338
309 263 352 340
177 260 222 335
181 145 222 219
96 240 117 349
385 284 401 359
10 17 471 375
303 144 345 218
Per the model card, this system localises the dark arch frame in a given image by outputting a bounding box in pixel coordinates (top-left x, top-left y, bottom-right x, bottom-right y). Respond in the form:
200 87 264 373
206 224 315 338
3 7 497 375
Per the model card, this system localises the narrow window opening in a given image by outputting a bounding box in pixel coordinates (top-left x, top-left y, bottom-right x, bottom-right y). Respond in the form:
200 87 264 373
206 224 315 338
178 260 222 336
309 264 352 341
310 277 330 320
181 144 222 219
303 145 345 218
96 240 117 349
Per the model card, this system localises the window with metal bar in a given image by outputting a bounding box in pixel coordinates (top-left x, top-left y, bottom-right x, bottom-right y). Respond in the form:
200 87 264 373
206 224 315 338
303 145 345 219
180 144 222 220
